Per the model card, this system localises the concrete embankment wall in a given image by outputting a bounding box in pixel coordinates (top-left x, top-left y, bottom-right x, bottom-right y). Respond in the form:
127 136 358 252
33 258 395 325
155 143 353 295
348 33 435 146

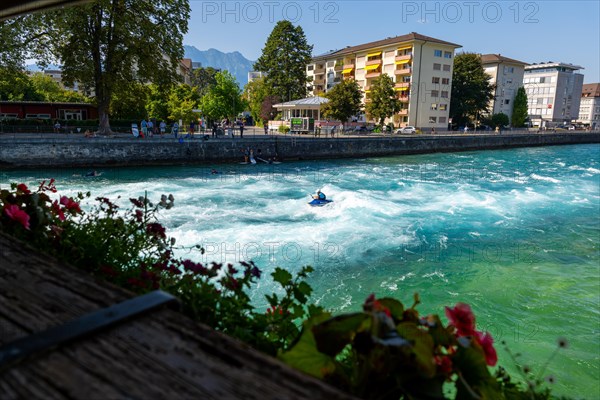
0 133 598 169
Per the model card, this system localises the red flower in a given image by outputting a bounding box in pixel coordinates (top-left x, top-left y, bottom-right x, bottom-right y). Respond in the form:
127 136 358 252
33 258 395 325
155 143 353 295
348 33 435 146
475 331 498 366
52 201 66 221
4 204 31 230
435 355 453 374
60 196 81 213
445 303 476 336
16 183 31 194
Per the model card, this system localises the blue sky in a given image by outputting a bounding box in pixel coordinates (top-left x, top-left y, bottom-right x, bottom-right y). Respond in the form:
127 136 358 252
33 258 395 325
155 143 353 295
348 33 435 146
185 0 599 83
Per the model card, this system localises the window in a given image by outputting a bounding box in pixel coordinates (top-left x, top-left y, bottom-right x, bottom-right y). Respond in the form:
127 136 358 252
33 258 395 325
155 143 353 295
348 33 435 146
429 117 437 123
327 61 334 67
503 66 514 74
307 65 314 71
442 77 450 85
504 99 510 105
431 90 439 97
434 50 442 57
444 51 452 58
540 77 546 83
432 77 440 84
443 64 451 72
439 104 448 111
441 91 449 98
439 117 447 123
431 103 438 110
433 63 441 70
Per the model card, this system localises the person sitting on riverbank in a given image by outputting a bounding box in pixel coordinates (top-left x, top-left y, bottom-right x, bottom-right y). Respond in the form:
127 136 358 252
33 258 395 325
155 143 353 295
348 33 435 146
84 129 96 138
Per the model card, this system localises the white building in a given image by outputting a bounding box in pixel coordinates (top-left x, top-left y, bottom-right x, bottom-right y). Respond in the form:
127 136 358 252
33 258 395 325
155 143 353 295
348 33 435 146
248 71 265 83
480 54 527 122
523 62 584 126
577 83 600 129
306 32 461 130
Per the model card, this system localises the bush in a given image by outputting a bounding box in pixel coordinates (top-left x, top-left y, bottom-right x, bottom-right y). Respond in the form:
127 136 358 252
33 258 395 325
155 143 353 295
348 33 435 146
278 125 290 133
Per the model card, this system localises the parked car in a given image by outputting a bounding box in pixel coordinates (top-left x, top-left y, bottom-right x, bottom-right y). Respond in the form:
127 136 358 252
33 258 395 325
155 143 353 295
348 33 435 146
568 125 576 130
354 126 368 133
396 126 416 134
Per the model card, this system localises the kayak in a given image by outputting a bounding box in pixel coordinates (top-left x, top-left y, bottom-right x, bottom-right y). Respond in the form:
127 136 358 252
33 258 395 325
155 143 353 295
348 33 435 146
308 199 333 207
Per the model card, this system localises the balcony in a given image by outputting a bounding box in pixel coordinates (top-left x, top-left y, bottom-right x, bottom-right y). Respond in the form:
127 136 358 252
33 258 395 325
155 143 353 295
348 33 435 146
398 109 408 116
314 78 325 85
365 71 381 79
334 64 343 72
395 82 410 89
343 63 355 70
398 95 410 102
366 58 382 66
395 67 412 75
314 66 326 75
395 54 412 62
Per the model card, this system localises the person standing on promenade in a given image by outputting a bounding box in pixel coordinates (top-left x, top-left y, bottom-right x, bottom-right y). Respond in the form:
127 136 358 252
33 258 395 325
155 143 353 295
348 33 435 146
189 120 195 138
159 120 166 136
212 122 217 138
264 121 269 135
147 119 154 137
141 119 148 138
239 121 244 138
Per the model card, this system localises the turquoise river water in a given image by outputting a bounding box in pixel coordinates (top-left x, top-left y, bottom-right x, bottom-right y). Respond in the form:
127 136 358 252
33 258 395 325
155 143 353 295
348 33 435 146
2 144 599 397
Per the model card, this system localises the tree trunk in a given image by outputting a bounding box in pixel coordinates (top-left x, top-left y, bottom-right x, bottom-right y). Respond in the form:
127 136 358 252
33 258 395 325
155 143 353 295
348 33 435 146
96 96 113 136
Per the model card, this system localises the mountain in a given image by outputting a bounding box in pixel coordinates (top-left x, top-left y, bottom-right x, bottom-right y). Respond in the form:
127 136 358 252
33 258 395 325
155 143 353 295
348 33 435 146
184 45 254 87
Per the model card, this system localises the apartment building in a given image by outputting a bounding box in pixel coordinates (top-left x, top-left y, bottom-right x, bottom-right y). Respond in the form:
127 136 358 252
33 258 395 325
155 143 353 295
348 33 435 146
577 83 600 129
306 32 461 129
523 62 584 126
480 54 527 122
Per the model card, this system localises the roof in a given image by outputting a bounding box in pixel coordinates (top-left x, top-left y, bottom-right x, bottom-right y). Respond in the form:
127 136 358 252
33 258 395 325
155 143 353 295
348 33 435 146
0 0 91 21
581 83 600 97
525 62 584 71
312 32 461 61
274 96 330 108
480 53 528 66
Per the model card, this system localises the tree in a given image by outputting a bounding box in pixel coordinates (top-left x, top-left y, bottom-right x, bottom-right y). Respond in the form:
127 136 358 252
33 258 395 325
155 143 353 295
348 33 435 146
243 76 270 125
490 112 509 128
512 86 528 127
450 53 495 128
254 20 313 102
199 71 245 122
22 0 190 134
321 79 362 130
191 67 219 96
168 83 201 124
365 74 401 128
30 72 89 103
110 81 149 121
0 67 43 101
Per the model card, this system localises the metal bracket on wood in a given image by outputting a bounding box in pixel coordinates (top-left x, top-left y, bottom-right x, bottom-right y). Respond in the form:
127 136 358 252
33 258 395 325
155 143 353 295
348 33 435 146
0 290 179 372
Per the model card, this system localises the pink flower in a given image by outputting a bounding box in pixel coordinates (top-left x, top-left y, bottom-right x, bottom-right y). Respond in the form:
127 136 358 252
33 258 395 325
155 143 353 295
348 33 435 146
4 204 31 230
60 196 81 213
445 303 476 336
16 183 31 194
476 331 498 366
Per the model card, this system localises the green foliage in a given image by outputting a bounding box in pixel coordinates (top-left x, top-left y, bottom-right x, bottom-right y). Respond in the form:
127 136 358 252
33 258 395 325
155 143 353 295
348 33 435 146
365 74 401 127
450 53 495 127
167 83 201 123
243 76 271 124
29 72 90 102
491 112 510 128
322 79 363 128
512 86 529 127
111 82 150 121
254 20 313 101
278 125 290 133
200 71 245 121
0 67 43 101
191 67 219 96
